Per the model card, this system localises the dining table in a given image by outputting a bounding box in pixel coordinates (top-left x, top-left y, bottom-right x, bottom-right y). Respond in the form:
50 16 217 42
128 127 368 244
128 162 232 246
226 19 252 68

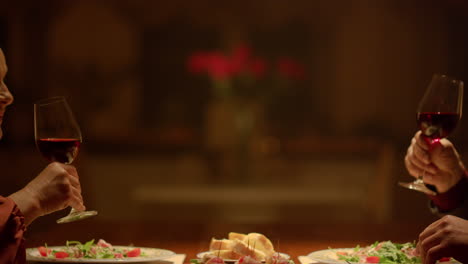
24 217 435 264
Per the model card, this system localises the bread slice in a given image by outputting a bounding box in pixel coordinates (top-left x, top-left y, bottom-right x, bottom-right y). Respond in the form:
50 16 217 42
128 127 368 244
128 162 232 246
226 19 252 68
231 239 267 261
245 233 275 256
228 232 247 241
209 238 234 251
207 232 277 262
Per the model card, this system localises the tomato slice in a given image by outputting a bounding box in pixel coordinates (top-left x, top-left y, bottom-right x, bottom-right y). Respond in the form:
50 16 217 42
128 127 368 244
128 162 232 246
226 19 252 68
37 246 50 257
54 251 69 259
126 248 141 257
365 256 380 263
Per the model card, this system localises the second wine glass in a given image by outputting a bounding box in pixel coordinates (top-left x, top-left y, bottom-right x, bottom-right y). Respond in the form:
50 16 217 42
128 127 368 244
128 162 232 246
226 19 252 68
399 74 464 195
34 96 97 223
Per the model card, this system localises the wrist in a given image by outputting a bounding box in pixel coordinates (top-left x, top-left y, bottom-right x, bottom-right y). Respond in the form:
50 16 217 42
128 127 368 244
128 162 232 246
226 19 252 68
441 165 467 193
8 187 42 225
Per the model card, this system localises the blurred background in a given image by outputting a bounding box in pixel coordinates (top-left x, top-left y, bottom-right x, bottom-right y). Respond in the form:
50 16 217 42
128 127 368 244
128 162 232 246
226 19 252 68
1 0 468 244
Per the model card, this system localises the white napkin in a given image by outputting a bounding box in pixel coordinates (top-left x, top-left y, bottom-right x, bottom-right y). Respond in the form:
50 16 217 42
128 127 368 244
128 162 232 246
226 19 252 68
148 254 186 264
298 255 320 264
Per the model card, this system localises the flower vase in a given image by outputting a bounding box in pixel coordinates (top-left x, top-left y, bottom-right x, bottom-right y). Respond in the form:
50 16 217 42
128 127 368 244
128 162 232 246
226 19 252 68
204 98 262 184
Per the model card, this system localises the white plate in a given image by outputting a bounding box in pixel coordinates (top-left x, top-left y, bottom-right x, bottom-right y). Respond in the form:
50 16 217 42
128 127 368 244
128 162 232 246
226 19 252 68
26 246 175 263
196 251 290 263
307 248 357 264
307 248 458 264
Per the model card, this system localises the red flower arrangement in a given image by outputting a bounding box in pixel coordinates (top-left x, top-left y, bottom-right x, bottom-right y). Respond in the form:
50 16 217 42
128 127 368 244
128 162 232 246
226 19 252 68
186 43 305 100
187 44 266 80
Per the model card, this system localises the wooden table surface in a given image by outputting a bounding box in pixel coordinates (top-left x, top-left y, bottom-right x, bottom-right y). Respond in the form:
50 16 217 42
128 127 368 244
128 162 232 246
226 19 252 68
24 218 433 263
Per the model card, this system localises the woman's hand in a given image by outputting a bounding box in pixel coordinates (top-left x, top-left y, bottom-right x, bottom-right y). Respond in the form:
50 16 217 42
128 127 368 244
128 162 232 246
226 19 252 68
418 215 468 264
9 162 85 225
405 131 466 193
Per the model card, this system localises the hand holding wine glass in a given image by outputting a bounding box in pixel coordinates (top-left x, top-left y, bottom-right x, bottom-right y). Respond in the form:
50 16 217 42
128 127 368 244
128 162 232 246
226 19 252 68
34 96 97 223
405 131 466 193
399 74 464 195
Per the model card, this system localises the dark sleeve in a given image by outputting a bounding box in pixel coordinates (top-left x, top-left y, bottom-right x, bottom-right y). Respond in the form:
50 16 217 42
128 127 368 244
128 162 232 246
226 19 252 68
427 173 468 218
0 196 26 264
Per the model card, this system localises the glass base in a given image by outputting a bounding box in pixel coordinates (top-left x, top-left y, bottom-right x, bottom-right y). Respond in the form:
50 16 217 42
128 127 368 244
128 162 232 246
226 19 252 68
398 179 438 196
56 209 98 224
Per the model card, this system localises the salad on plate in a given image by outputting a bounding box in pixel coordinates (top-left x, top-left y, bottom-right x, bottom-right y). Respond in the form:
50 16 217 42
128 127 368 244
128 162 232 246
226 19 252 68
307 241 458 264
26 239 175 262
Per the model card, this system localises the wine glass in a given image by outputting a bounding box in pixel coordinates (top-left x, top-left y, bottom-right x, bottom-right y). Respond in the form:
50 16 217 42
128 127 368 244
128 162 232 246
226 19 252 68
399 74 464 195
34 96 97 223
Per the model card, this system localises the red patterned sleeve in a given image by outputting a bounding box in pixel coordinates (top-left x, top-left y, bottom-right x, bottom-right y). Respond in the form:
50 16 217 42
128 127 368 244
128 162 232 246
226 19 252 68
0 196 26 264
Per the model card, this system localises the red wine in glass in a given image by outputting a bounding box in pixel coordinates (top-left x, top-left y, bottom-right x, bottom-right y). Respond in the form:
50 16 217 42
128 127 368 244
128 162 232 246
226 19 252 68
36 138 81 164
417 112 460 142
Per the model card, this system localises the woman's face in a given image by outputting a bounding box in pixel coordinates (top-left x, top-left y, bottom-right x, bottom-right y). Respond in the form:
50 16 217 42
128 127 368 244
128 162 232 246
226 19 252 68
0 49 14 139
